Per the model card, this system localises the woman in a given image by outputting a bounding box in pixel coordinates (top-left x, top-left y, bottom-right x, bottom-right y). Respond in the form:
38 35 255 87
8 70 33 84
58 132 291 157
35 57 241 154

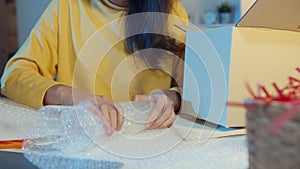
0 0 188 134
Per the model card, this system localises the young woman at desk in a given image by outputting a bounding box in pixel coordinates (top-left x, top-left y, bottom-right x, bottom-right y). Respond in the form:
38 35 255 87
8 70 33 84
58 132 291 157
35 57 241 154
0 0 188 135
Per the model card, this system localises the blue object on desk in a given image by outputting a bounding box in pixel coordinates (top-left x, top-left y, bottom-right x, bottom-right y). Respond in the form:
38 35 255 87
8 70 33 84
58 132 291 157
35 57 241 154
24 153 124 169
0 151 123 169
0 151 38 169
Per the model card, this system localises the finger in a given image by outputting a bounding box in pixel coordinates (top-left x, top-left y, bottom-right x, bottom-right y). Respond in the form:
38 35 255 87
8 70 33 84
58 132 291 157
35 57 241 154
160 111 176 129
81 101 106 126
108 103 124 131
86 101 111 135
117 112 124 131
109 106 118 131
103 123 113 136
99 96 116 107
132 95 150 102
99 104 111 125
100 97 123 131
147 100 165 128
115 104 124 131
150 102 174 129
99 104 113 135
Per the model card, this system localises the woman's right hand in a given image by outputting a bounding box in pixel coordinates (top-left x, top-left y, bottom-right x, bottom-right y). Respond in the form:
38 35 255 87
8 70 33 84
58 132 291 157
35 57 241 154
44 85 124 135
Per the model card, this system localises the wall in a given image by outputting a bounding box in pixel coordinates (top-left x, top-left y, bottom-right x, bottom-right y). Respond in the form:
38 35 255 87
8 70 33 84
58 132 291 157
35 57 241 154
0 0 18 78
15 0 256 46
181 0 241 24
0 0 18 52
16 0 50 46
181 0 226 16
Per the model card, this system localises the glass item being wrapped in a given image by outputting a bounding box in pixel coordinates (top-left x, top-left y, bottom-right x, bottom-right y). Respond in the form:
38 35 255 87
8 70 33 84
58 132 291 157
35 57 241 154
23 104 101 154
23 101 155 154
21 101 155 168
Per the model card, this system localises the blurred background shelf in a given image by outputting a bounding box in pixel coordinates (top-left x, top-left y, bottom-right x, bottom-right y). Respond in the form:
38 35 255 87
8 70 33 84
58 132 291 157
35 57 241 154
181 0 256 27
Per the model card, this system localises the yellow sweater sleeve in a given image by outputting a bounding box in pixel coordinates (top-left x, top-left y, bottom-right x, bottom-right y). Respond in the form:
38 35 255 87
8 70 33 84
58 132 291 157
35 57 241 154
0 0 189 108
0 0 61 108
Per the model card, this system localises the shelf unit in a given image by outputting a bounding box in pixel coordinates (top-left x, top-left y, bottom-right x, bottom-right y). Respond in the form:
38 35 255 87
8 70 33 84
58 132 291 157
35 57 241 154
181 0 241 28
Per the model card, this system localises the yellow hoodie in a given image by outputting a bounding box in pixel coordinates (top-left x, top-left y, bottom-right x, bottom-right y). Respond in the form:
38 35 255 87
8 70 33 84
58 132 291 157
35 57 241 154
1 0 188 108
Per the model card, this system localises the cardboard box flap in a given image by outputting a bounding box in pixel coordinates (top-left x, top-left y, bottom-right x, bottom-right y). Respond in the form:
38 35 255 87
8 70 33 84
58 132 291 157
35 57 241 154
237 0 300 32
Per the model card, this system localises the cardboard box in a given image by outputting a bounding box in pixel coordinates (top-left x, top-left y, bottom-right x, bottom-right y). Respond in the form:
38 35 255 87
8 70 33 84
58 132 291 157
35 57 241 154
182 0 300 127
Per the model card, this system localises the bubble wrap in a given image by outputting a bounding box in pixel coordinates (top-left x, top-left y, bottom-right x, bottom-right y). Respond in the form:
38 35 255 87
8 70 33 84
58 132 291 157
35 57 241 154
22 101 157 153
0 98 249 169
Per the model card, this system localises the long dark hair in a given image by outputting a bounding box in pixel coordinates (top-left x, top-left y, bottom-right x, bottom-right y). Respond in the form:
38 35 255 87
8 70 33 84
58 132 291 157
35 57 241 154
125 0 184 64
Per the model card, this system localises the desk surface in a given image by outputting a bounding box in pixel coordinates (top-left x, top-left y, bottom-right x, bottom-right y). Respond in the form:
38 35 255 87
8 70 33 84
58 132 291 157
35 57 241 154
0 97 249 169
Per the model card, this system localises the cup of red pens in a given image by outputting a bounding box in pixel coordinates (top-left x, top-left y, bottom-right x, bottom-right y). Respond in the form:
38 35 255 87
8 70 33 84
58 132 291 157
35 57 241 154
244 68 300 169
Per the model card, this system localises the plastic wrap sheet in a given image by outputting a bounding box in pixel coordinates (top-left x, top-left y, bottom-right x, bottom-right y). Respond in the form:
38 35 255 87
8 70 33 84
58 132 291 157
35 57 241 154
23 137 248 169
22 101 156 154
0 98 249 169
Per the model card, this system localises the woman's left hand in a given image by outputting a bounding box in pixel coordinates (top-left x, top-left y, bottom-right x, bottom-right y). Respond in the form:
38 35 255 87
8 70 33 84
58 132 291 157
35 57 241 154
132 90 180 129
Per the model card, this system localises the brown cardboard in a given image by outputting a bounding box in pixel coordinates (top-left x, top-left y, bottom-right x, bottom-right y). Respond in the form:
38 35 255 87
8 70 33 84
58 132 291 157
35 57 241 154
183 0 300 127
238 0 300 32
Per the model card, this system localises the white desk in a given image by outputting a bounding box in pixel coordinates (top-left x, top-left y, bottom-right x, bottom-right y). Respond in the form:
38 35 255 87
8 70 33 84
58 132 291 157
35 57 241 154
0 97 249 169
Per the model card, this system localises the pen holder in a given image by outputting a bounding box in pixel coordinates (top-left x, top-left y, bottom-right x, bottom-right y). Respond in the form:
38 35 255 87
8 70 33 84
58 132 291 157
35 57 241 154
246 103 300 169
